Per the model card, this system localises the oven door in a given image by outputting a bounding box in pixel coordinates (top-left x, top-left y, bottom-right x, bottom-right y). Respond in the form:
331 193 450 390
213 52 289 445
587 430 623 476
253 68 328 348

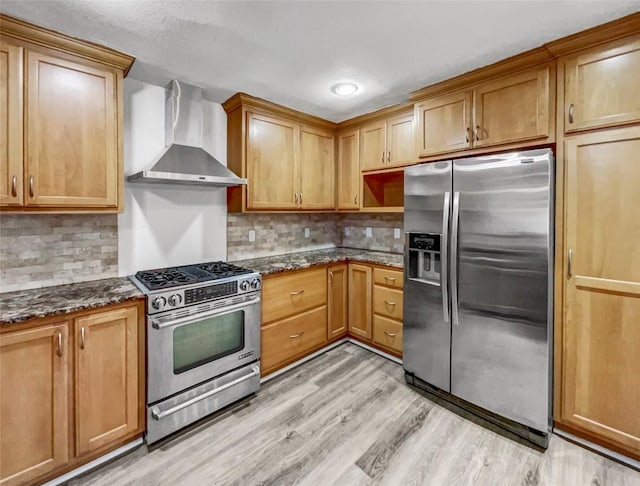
147 296 260 404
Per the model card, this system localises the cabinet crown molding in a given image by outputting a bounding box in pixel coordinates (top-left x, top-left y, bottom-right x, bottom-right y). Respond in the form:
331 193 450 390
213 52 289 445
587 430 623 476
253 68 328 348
223 92 337 131
0 14 135 75
337 102 414 130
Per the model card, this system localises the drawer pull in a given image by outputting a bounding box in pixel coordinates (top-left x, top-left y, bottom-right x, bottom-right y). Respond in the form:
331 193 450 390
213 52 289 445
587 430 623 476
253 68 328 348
384 300 396 306
289 332 304 339
384 276 396 283
290 290 305 296
384 331 397 338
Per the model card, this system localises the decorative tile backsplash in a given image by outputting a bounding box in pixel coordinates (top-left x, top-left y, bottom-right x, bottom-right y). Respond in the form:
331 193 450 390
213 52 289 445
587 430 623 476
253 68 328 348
0 215 118 292
227 213 404 261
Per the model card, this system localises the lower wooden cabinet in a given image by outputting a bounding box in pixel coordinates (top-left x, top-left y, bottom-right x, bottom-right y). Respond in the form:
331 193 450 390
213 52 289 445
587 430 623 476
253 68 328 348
0 323 70 486
261 306 327 374
558 126 640 459
348 264 373 340
75 306 141 455
372 315 403 354
0 301 144 485
328 264 348 338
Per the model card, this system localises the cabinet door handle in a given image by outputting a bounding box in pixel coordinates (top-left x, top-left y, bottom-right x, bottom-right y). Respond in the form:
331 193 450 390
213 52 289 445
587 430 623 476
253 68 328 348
289 331 304 339
568 248 573 278
568 104 574 124
29 175 34 198
11 175 17 197
354 194 358 205
474 125 481 141
80 327 86 350
387 151 391 163
299 192 302 205
384 331 397 338
56 332 63 357
465 127 470 143
381 152 385 164
290 290 305 296
384 300 396 306
329 271 334 284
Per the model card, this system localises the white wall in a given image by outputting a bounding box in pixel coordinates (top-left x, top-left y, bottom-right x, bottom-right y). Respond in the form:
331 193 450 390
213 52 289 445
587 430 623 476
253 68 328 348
118 79 227 276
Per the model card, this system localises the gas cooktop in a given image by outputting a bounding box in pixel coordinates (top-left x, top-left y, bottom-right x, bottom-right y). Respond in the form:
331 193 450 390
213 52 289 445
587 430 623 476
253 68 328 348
134 261 253 291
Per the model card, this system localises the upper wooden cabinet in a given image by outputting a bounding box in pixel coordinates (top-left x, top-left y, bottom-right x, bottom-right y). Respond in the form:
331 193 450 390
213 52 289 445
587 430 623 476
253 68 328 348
414 65 553 158
336 129 360 210
560 125 640 459
0 322 70 486
415 91 472 157
0 15 133 213
562 35 640 133
246 112 299 210
360 111 414 171
224 93 336 212
473 65 551 147
0 38 23 207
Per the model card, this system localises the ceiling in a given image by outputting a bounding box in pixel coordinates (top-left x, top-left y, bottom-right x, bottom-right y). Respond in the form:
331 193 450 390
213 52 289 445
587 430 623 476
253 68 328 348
1 1 639 122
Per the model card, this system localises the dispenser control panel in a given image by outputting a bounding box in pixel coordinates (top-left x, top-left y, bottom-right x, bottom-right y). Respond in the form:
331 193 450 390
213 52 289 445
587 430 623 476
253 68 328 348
407 232 442 284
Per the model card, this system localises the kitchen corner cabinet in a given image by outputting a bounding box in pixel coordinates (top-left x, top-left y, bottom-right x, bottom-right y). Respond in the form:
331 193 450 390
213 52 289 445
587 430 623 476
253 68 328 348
415 65 553 159
0 301 144 485
336 129 360 210
562 35 640 133
0 323 70 486
328 264 348 338
360 112 414 171
0 15 133 213
348 263 372 340
559 125 640 459
224 93 336 213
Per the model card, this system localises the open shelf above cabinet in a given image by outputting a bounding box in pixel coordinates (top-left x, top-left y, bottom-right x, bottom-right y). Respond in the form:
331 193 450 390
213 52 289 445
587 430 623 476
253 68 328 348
362 170 404 212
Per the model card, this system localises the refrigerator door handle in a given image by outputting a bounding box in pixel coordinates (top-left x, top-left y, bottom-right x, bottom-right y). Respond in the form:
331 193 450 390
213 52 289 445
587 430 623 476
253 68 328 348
451 191 461 326
441 192 451 324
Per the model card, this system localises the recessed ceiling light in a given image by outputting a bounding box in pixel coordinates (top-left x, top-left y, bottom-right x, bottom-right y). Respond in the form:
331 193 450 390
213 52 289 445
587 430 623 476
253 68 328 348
331 82 358 97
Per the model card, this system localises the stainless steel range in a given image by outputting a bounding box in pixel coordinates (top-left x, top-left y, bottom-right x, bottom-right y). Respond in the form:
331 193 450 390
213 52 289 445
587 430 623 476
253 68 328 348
130 261 261 444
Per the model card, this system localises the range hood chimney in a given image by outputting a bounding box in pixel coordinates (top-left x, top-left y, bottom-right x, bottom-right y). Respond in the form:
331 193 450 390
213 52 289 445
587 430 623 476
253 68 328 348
128 80 246 187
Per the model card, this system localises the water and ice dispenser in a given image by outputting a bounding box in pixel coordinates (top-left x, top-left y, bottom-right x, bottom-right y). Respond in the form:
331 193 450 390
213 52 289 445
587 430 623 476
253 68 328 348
407 233 441 284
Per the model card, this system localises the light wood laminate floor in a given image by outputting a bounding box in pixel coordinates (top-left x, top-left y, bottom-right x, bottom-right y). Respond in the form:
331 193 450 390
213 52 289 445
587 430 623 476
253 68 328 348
71 343 640 486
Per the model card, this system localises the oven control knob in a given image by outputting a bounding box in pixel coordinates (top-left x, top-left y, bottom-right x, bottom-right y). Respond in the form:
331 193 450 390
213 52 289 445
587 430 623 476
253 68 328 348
168 294 182 307
151 296 166 310
239 280 250 291
250 279 261 290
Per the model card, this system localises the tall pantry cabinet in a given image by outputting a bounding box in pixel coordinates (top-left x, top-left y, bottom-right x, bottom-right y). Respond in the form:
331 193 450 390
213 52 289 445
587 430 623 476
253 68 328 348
553 32 640 460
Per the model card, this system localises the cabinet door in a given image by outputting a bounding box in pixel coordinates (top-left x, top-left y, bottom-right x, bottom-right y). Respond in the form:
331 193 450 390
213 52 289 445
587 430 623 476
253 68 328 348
299 125 335 209
0 323 69 485
564 36 640 133
359 121 386 171
473 66 550 147
348 263 372 340
328 264 348 338
386 113 414 167
246 112 299 209
415 91 472 157
75 305 140 455
25 49 118 208
0 39 23 207
336 129 360 210
561 126 640 458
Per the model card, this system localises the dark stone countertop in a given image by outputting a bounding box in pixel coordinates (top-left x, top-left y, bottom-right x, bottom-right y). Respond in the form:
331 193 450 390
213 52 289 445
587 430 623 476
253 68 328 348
231 247 404 277
0 277 144 326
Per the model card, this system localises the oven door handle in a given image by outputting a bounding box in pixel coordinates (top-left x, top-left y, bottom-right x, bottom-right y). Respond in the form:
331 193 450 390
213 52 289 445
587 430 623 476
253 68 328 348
151 297 261 329
150 365 260 421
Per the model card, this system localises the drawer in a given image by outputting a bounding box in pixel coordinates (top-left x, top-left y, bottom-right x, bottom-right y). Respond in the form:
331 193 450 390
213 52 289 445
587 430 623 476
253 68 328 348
373 285 403 320
262 267 327 324
373 267 403 289
261 306 327 372
373 315 403 353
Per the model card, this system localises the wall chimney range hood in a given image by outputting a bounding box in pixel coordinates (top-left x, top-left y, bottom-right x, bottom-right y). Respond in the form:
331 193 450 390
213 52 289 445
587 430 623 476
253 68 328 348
128 80 246 187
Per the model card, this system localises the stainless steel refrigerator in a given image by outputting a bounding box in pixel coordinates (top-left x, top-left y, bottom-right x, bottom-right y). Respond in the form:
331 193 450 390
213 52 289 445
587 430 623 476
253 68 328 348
403 148 553 447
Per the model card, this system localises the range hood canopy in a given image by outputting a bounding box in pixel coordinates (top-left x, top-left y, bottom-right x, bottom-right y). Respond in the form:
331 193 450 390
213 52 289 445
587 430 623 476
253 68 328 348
128 80 246 187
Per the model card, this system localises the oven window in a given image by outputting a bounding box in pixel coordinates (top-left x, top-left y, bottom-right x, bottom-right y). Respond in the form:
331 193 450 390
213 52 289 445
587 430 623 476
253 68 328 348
173 310 245 374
